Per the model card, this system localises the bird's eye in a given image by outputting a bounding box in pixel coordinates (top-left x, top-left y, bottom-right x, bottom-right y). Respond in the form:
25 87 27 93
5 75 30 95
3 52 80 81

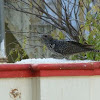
44 35 47 37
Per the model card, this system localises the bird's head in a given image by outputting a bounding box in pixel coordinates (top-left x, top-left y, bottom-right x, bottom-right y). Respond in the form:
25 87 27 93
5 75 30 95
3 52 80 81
41 35 53 43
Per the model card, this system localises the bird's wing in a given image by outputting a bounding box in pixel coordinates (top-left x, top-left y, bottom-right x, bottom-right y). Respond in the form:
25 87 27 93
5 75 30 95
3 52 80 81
67 41 94 48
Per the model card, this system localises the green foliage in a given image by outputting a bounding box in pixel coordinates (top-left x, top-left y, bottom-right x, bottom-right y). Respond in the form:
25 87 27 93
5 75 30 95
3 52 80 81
9 44 27 62
43 45 47 52
85 5 100 60
72 5 100 61
9 37 28 62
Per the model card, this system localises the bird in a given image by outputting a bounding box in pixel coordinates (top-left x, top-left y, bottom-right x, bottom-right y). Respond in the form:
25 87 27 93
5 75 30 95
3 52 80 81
41 35 100 56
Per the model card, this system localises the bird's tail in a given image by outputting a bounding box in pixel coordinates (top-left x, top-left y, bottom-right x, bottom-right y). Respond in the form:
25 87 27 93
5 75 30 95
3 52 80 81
85 46 100 53
91 49 100 52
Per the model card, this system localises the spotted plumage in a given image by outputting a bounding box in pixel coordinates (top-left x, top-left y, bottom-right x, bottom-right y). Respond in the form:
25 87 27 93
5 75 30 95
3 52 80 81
41 35 100 56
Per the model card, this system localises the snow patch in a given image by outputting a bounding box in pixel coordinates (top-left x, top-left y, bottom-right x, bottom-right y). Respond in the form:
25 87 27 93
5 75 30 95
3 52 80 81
16 58 94 64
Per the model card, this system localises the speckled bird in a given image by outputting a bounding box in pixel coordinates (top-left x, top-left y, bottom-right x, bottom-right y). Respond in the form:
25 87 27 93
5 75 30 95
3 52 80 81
41 35 100 56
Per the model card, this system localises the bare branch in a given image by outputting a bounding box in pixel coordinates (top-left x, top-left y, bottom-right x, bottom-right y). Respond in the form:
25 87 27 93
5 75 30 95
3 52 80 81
5 0 90 42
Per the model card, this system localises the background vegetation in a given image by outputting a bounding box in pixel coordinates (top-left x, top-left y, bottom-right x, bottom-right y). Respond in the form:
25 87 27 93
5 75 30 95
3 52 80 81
5 0 100 62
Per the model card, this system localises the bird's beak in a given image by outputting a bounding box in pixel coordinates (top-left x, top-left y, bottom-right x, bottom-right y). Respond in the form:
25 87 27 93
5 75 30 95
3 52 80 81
38 34 45 38
38 34 48 38
37 34 42 38
38 34 45 42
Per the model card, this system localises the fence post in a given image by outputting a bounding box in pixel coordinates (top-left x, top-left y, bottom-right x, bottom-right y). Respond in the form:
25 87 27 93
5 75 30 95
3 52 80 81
0 0 7 62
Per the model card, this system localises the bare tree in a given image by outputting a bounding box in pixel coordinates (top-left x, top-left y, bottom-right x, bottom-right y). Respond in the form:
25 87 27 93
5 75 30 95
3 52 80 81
5 0 86 42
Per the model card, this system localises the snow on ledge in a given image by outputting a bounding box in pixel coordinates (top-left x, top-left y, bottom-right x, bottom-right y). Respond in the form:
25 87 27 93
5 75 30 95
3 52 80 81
16 58 95 64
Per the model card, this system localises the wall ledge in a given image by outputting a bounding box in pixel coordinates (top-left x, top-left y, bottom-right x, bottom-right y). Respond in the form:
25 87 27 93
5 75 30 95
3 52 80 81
0 62 100 78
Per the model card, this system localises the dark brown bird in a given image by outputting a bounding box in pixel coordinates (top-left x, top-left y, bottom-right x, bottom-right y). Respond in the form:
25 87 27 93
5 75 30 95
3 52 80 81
41 35 100 56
